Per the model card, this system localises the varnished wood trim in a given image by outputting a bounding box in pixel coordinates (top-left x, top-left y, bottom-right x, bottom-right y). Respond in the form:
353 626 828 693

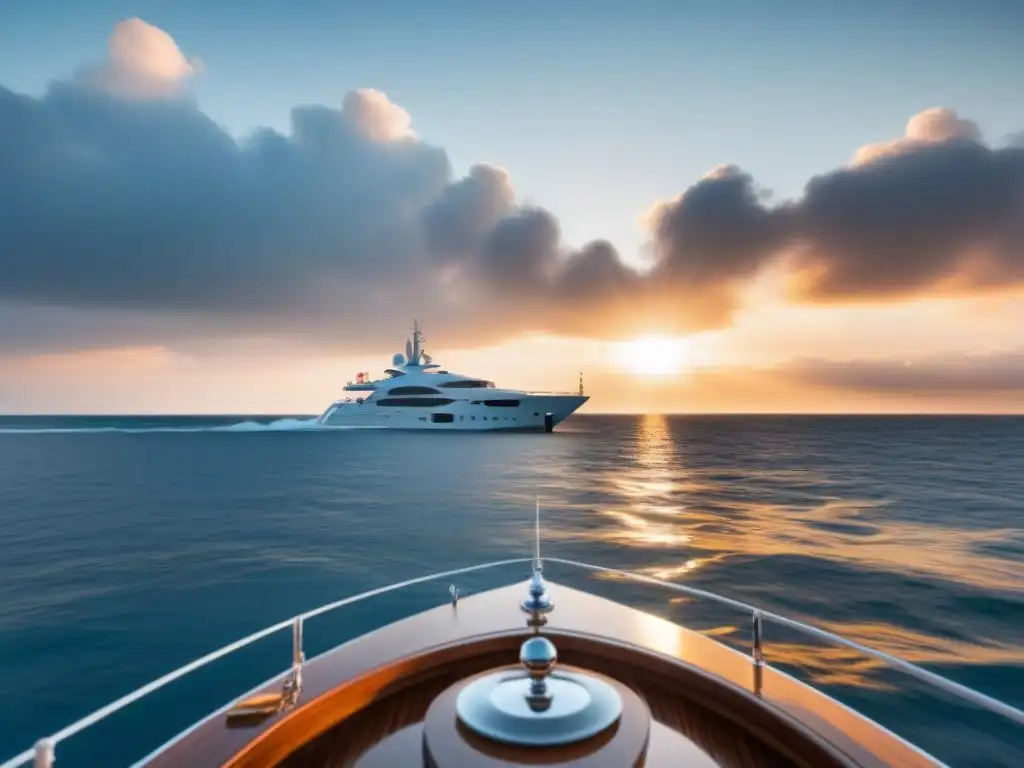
235 634 858 768
225 634 525 768
145 582 939 768
279 648 515 766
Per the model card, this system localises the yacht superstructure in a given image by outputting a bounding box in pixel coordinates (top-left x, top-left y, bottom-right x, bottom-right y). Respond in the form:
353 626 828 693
316 321 588 431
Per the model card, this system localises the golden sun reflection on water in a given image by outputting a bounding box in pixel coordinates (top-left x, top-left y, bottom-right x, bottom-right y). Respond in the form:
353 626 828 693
579 415 1021 594
593 414 703 547
561 413 1023 688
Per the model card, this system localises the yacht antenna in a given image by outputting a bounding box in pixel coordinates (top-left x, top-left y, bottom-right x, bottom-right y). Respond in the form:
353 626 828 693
534 497 541 567
578 371 584 397
522 498 552 632
455 498 624 747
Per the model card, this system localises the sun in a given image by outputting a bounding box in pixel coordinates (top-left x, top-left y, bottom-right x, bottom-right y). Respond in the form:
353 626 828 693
615 336 690 376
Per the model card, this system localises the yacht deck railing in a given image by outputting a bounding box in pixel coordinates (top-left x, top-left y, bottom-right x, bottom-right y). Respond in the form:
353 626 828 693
3 556 1022 768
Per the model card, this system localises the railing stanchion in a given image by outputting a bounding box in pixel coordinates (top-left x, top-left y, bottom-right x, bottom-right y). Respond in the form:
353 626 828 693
283 616 305 704
752 609 765 696
32 740 53 768
292 616 304 669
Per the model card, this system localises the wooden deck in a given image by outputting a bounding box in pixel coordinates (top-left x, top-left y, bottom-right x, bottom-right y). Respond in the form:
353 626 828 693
144 582 941 768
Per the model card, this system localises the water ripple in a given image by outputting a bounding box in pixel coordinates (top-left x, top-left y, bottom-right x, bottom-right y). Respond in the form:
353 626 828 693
0 413 1021 766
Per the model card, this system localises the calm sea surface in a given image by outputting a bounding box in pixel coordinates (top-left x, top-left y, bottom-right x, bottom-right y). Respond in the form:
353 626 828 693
0 415 1022 766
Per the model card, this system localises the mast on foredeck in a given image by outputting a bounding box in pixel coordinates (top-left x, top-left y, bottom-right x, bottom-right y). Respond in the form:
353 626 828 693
409 319 424 366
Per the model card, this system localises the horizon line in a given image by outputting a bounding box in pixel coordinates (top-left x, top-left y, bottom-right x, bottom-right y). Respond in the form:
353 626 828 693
3 412 1023 418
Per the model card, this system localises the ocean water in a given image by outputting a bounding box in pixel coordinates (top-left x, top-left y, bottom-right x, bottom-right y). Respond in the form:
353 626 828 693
0 414 1022 767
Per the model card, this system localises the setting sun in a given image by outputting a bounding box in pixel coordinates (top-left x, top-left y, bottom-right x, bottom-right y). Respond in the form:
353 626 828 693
615 336 690 376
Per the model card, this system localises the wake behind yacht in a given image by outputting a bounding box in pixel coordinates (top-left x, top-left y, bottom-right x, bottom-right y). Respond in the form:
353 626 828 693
316 322 588 431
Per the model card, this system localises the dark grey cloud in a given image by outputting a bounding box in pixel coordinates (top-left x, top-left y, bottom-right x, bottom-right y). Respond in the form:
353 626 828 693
1 21 1023 357
642 141 1024 303
422 163 516 261
790 140 1024 300
649 165 791 285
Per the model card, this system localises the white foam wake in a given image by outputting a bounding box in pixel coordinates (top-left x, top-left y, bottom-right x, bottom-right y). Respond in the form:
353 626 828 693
215 417 324 432
0 418 381 435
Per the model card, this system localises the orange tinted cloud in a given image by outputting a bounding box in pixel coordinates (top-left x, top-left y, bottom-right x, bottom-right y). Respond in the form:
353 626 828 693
18 346 182 374
77 18 202 97
775 352 1024 395
850 107 982 166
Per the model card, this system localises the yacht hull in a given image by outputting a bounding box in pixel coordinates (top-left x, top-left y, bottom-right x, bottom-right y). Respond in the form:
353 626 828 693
318 395 587 431
139 580 948 768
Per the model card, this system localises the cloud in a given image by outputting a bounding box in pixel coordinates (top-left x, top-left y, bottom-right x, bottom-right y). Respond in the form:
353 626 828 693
591 350 1024 414
423 163 517 261
0 303 206 355
642 164 791 324
1 20 1023 357
77 18 202 97
776 351 1024 395
0 58 454 348
787 139 1024 301
642 125 1024 305
850 107 982 166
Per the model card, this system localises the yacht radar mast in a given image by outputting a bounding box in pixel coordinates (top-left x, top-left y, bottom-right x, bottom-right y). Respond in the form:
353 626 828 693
411 320 421 366
403 319 424 366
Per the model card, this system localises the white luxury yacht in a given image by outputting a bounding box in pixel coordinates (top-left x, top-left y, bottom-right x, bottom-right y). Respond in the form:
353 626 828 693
316 322 589 431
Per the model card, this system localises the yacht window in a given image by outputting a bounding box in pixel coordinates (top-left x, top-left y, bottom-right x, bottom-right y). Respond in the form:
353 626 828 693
440 380 495 389
376 397 455 407
431 413 454 423
484 399 520 407
387 385 442 396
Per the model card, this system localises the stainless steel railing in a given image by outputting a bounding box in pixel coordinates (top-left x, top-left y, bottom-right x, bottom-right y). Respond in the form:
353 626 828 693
3 556 1022 768
544 558 1024 727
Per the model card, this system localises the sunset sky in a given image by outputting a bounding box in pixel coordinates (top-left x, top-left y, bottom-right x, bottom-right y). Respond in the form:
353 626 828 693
1 0 1022 414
